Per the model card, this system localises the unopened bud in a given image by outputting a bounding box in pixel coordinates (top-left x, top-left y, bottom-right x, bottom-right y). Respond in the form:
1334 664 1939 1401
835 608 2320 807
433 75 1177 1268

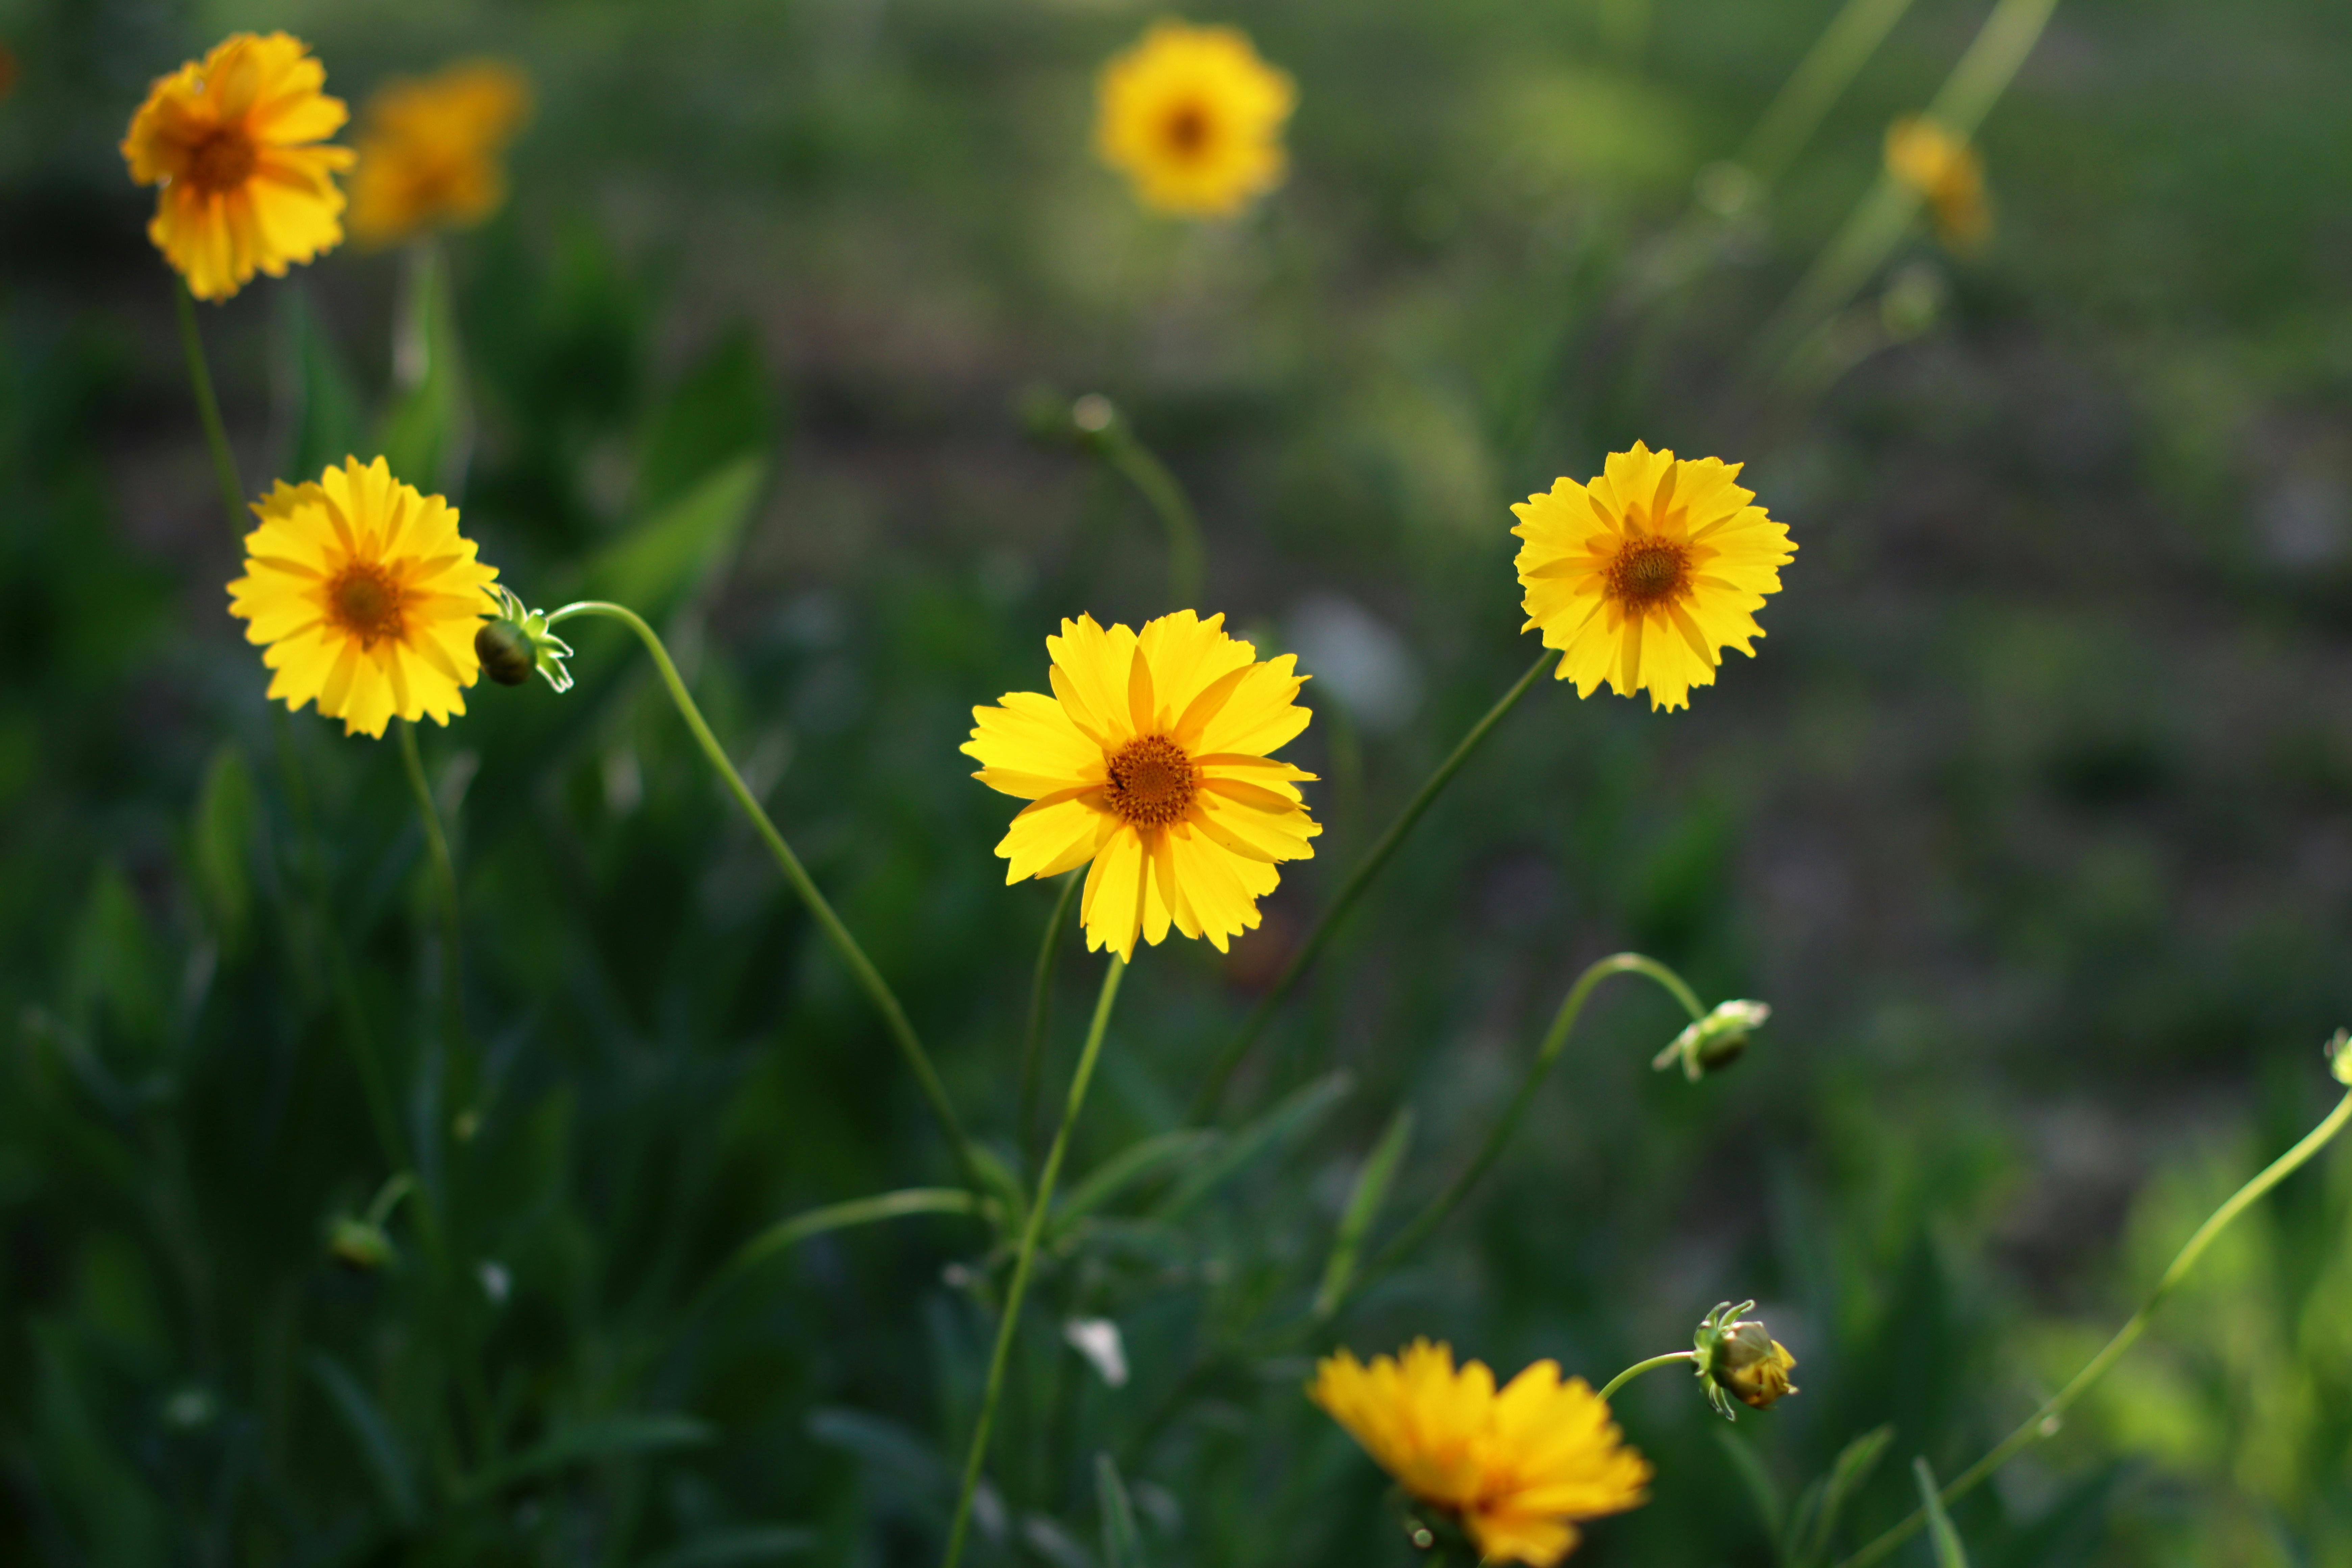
327 1216 396 1273
477 586 575 694
2328 1028 2352 1087
476 619 536 686
1693 1300 1797 1419
1654 1000 1770 1082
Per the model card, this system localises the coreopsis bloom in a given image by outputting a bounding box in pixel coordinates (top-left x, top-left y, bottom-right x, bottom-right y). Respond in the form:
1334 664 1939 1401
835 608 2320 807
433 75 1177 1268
120 33 355 301
1512 443 1795 713
1096 21 1295 219
1694 1301 1799 1419
964 612 1320 961
1885 116 1990 251
348 60 531 247
1310 1341 1651 1566
227 457 499 738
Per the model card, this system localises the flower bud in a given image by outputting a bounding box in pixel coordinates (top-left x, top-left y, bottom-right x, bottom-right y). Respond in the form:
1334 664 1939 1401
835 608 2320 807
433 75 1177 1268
1653 1000 1770 1082
1693 1300 1797 1419
327 1215 396 1273
476 618 536 686
477 586 575 693
2327 1027 2352 1087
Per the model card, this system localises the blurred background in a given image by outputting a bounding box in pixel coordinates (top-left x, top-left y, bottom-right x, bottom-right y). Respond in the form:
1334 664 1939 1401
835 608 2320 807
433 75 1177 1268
5 0 2352 1562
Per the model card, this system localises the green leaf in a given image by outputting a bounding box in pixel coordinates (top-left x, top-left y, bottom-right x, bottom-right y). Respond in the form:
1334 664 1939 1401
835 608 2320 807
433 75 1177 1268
374 242 470 493
308 1353 420 1528
67 865 167 1056
1054 1130 1219 1238
470 1414 713 1496
189 744 259 955
1155 1072 1352 1221
1714 1427 1783 1549
725 1188 987 1281
580 455 766 623
1315 1107 1414 1317
640 1528 817 1568
1912 1457 1970 1568
639 325 777 514
1787 1424 1892 1566
1096 1452 1145 1568
279 287 364 480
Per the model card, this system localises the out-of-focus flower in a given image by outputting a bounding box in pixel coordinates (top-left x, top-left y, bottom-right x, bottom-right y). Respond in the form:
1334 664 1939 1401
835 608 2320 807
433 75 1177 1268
348 60 531 247
1885 116 1990 251
1694 1301 1799 1418
1309 1340 1651 1566
120 33 354 301
1653 999 1771 1081
1512 443 1795 712
227 457 499 738
1096 21 1294 218
964 612 1320 961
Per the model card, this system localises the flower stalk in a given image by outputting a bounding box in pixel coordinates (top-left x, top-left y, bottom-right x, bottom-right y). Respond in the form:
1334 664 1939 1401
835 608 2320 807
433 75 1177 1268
397 720 465 1053
1019 871 1082 1176
174 280 247 537
1595 1350 1697 1403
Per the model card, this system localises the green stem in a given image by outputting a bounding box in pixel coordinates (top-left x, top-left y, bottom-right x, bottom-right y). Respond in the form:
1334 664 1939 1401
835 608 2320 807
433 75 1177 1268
1098 432 1204 609
1596 1350 1697 1404
174 278 247 538
397 721 465 1051
1737 0 1920 184
1021 872 1082 1177
545 600 979 1187
1837 1087 2352 1568
1352 954 1703 1298
942 955 1127 1568
1191 648 1559 1121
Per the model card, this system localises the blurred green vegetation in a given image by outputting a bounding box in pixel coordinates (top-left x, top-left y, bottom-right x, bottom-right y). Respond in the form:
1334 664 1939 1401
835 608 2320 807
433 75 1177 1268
5 0 2352 1563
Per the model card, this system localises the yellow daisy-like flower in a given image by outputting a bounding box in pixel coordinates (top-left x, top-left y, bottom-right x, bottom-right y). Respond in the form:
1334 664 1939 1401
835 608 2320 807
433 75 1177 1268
120 33 355 301
1095 21 1295 219
348 60 532 248
1885 115 1990 251
1310 1340 1651 1567
963 612 1320 962
227 457 499 739
1511 442 1796 713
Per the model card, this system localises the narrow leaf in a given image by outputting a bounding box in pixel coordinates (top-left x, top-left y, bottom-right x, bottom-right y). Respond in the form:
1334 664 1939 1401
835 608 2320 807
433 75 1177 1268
374 243 469 493
580 455 765 622
1315 1107 1414 1316
1790 1424 1893 1564
727 1188 986 1280
471 1414 712 1495
308 1354 420 1527
1096 1452 1145 1568
1714 1427 1783 1547
639 1526 816 1567
1913 1457 1970 1568
1055 1130 1219 1237
1156 1072 1352 1221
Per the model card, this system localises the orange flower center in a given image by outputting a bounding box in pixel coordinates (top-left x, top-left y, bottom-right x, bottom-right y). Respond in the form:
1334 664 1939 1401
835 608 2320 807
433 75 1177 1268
328 563 406 646
1604 536 1690 609
185 127 258 193
1162 99 1211 158
1105 735 1197 827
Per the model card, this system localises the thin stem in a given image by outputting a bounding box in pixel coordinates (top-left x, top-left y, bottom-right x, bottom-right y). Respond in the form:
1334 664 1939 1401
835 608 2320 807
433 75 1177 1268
174 278 247 538
1020 872 1082 1177
1596 1350 1697 1404
1191 648 1560 1121
1098 432 1204 609
545 600 979 1187
942 955 1127 1568
397 721 465 1051
1352 954 1703 1299
1837 1088 2352 1568
1738 0 1920 184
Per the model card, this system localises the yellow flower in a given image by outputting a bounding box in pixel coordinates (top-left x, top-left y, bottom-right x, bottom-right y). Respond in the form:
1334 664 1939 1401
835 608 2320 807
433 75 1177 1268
964 612 1320 962
227 457 499 739
348 60 532 248
1096 21 1295 219
1310 1340 1651 1567
120 33 355 301
1885 116 1990 251
1511 443 1795 713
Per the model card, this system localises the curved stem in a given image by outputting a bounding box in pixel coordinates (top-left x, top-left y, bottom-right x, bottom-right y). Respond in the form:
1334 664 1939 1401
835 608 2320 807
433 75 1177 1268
174 279 247 538
943 955 1127 1568
1350 954 1703 1301
1098 432 1203 610
546 600 978 1187
1020 872 1082 1177
1191 648 1559 1121
397 721 465 1051
1838 1087 2352 1568
1597 1350 1697 1404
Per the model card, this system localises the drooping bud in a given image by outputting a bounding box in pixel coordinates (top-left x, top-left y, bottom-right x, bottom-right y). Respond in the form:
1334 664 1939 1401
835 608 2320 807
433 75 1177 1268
476 586 575 693
2327 1027 2352 1087
476 618 536 685
1692 1300 1798 1419
1653 1000 1771 1082
327 1215 397 1273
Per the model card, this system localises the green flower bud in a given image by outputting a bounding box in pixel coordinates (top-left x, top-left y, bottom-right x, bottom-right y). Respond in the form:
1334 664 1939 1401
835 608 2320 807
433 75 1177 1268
1693 1300 1798 1420
1653 1000 1771 1082
327 1215 396 1273
479 586 575 694
476 618 536 686
2328 1028 2352 1087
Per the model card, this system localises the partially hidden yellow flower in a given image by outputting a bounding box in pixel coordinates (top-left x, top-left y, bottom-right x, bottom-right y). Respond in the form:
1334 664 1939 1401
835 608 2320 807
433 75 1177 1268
348 60 532 248
1512 443 1795 713
227 457 499 739
1310 1340 1651 1567
964 612 1320 962
1096 21 1295 219
120 33 354 301
1885 116 1990 251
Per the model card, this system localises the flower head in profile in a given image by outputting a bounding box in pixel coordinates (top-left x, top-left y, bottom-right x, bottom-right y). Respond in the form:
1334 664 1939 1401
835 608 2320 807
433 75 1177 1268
348 60 531 248
1096 21 1295 219
964 612 1319 961
1512 443 1795 712
227 457 499 738
1885 116 1990 251
1310 1340 1651 1566
1694 1301 1798 1418
120 33 355 301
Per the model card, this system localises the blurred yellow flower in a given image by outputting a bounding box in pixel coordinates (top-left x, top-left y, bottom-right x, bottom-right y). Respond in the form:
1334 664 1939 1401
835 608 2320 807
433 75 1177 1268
348 61 531 247
1096 21 1295 218
1885 115 1990 251
1310 1340 1651 1566
120 33 354 301
964 612 1320 961
227 457 499 739
1512 443 1795 713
